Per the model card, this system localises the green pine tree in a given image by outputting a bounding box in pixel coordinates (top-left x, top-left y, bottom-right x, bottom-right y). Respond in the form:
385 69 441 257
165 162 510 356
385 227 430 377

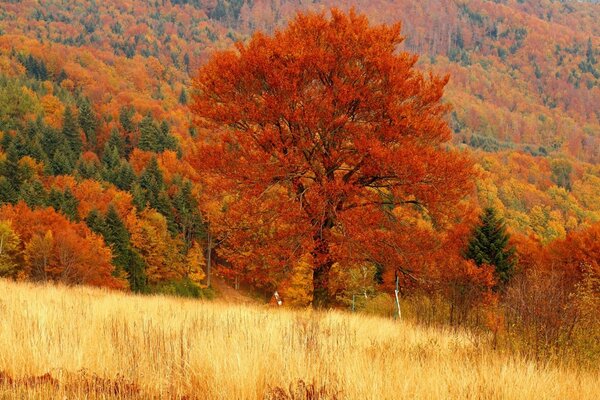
62 106 82 157
47 188 79 221
107 129 126 158
87 205 148 292
139 115 160 152
178 88 188 105
41 125 63 160
139 157 164 195
131 182 147 211
101 143 121 184
78 98 97 150
173 179 205 248
51 150 74 175
1 145 22 193
158 120 178 151
76 156 101 180
18 179 47 208
0 177 18 204
465 207 516 286
113 160 136 191
86 208 107 234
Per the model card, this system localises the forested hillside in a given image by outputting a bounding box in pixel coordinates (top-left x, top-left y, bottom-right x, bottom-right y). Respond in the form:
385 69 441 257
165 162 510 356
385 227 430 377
0 0 599 314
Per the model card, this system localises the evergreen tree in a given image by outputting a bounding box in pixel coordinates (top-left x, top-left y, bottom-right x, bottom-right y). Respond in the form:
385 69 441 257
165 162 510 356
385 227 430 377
550 159 573 191
139 114 160 152
62 188 80 221
62 106 82 156
139 157 176 231
173 179 205 247
139 116 178 153
1 145 22 193
85 208 107 234
587 37 596 65
0 177 17 204
78 98 97 150
41 125 64 160
118 106 135 158
19 179 47 208
131 182 147 211
139 156 165 195
107 129 126 158
159 120 178 151
101 143 121 184
47 188 79 221
87 206 148 292
465 207 516 285
127 250 147 292
76 156 101 180
113 160 136 191
51 150 74 175
0 130 12 149
178 87 188 105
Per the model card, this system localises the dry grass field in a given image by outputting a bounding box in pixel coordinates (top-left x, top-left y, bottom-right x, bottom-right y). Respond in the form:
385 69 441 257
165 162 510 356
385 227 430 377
0 279 599 399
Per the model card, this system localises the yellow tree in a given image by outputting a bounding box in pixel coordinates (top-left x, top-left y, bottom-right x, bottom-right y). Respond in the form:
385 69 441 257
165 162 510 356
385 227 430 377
0 220 20 277
24 230 55 282
185 241 206 286
128 209 186 284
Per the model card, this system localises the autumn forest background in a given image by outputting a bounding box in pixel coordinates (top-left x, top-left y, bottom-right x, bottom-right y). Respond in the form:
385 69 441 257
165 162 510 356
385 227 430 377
1 0 600 382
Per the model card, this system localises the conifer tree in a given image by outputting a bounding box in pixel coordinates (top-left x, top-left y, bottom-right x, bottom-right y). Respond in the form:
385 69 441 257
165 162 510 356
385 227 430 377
78 98 97 150
173 179 204 247
101 143 121 184
113 160 136 191
1 145 22 195
0 178 17 204
86 206 148 291
139 115 160 152
62 106 82 156
85 209 106 234
41 125 63 159
159 120 178 151
19 179 47 208
131 182 147 211
107 129 126 158
76 157 101 180
51 150 74 175
139 157 164 196
179 87 188 105
47 188 79 221
119 106 135 134
105 205 147 291
139 157 175 230
139 116 178 153
465 207 516 285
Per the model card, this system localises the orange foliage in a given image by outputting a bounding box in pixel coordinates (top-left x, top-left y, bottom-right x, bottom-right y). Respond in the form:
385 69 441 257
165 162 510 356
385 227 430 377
191 10 474 304
0 203 126 289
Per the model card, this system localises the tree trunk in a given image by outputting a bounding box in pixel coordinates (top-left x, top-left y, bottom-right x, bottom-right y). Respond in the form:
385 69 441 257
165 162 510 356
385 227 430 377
311 229 334 307
206 226 212 288
312 260 333 307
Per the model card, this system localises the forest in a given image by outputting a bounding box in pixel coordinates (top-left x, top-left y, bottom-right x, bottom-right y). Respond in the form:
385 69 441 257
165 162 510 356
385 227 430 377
0 0 599 364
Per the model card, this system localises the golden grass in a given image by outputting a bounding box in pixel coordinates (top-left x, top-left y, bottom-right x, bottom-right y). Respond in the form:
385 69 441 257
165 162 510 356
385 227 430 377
0 279 598 399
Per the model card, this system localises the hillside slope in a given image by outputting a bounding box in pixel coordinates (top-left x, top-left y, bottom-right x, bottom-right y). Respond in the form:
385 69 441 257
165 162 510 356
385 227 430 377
2 0 600 161
0 279 599 399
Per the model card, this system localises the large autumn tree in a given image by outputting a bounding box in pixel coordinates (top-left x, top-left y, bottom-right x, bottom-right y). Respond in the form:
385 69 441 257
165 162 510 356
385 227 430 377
191 9 473 306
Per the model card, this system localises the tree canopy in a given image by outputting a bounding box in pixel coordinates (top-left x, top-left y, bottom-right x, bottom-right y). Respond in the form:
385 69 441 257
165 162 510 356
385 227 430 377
191 9 474 305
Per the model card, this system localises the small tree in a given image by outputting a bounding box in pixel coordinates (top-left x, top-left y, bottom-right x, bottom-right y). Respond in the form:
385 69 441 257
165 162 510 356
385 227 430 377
465 207 515 286
0 220 21 277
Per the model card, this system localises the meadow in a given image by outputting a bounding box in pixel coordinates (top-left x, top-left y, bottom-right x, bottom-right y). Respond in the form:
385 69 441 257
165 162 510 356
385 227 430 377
0 279 599 399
